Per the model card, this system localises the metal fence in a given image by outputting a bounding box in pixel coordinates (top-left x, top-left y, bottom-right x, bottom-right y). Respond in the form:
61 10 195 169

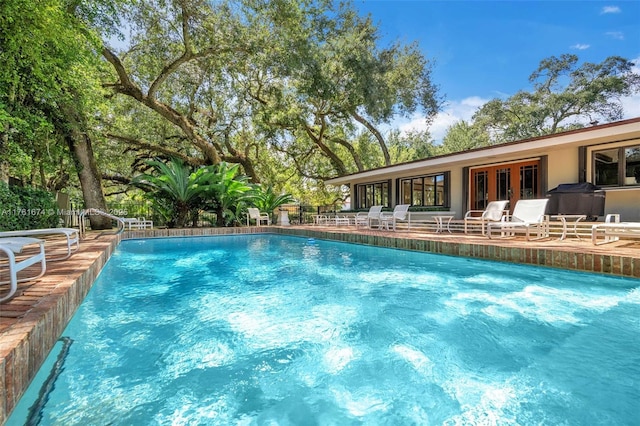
278 205 354 225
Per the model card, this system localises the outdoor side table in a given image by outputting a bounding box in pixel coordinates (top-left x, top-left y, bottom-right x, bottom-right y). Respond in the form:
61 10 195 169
312 214 328 225
551 214 587 240
433 214 455 233
334 216 351 226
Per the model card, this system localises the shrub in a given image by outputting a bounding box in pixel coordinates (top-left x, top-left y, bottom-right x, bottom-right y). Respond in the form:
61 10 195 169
0 182 59 231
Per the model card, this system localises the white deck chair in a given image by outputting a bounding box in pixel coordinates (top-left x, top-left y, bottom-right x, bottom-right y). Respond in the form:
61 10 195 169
464 200 509 235
379 204 411 231
247 208 271 226
121 217 154 230
0 237 47 303
0 228 79 261
487 199 550 241
354 205 383 228
591 214 640 245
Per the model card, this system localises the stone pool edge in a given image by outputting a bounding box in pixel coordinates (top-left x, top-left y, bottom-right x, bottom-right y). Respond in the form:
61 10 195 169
273 227 640 278
0 234 120 424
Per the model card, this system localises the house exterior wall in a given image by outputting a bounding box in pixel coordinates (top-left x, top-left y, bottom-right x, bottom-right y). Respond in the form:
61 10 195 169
585 138 640 221
547 147 580 189
601 189 640 221
345 146 638 220
450 167 464 216
331 119 640 221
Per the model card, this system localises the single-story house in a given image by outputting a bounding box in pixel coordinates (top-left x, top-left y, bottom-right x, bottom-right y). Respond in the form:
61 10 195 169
326 117 640 221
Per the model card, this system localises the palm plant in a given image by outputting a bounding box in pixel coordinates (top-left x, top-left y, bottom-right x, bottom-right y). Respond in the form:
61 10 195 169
131 158 212 228
252 186 296 223
200 162 255 227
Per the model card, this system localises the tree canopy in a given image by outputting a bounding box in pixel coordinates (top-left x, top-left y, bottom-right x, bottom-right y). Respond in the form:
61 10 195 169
99 0 440 198
2 0 639 223
449 54 640 148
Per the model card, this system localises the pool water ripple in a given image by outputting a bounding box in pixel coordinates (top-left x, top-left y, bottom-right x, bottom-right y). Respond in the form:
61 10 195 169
7 235 639 425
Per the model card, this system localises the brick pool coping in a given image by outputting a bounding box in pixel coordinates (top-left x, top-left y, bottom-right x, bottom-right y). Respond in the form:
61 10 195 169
1 226 639 423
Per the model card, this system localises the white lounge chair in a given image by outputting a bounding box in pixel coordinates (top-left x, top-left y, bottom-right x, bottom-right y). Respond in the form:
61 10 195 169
354 205 383 228
487 199 550 241
0 228 79 261
591 214 640 245
247 208 271 226
121 217 154 230
0 237 47 303
379 204 411 231
464 200 509 235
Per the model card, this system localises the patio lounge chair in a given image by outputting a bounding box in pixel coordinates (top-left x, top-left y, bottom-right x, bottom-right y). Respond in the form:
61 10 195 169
0 237 47 303
464 200 509 235
487 199 550 241
379 204 411 231
591 214 640 245
0 228 79 261
121 217 154 230
354 205 383 228
247 208 271 226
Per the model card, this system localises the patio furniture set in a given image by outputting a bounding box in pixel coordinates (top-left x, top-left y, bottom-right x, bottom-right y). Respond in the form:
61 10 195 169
0 215 152 303
2 205 639 303
301 199 640 245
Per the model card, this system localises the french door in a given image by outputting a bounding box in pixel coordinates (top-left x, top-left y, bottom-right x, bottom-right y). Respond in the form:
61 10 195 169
470 160 541 211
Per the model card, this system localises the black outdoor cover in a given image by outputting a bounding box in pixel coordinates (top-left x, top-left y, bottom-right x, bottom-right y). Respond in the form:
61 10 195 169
546 182 605 220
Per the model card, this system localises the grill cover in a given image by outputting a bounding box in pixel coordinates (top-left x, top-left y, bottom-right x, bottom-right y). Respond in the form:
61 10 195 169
546 182 605 220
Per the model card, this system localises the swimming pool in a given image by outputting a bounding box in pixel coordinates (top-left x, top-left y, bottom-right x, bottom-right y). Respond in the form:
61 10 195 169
8 234 640 425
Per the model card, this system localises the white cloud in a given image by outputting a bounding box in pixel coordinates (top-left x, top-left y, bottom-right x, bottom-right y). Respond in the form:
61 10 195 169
605 31 624 40
571 43 590 50
622 94 640 118
621 57 640 119
601 6 621 14
383 56 640 145
396 96 489 144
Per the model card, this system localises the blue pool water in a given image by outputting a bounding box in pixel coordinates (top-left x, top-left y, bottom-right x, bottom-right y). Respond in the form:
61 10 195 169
8 235 640 425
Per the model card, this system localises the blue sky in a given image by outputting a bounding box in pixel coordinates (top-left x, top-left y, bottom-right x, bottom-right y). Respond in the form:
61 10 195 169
353 0 640 142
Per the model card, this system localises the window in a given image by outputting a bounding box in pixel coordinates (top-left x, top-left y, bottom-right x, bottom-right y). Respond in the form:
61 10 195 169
594 144 640 186
625 146 640 185
519 164 539 199
472 170 488 210
399 173 448 207
356 181 390 209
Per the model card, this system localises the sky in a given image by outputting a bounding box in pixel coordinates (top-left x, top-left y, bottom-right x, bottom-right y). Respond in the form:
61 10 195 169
353 0 640 143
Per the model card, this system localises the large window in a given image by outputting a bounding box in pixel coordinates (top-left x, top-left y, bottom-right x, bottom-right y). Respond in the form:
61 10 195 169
356 181 390 209
594 144 640 186
399 173 448 207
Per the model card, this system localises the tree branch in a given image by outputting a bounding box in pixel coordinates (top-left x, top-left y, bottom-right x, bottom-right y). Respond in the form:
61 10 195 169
105 133 205 166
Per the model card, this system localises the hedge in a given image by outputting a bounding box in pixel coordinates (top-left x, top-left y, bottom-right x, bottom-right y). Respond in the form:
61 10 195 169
0 182 59 231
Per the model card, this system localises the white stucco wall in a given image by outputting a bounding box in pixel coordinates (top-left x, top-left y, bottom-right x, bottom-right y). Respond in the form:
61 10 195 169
602 189 640 221
546 147 580 189
449 167 464 217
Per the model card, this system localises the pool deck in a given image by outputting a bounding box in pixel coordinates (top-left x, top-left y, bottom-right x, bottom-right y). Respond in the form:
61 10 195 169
1 225 639 423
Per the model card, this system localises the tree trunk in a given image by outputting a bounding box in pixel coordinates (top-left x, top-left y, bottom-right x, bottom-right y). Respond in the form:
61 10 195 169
65 131 111 230
216 205 225 227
